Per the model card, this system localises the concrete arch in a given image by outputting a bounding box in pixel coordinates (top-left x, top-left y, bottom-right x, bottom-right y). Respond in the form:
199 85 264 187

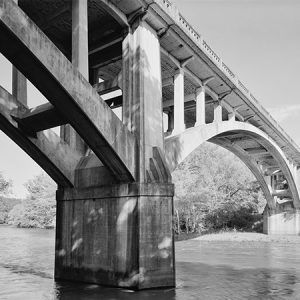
165 121 300 209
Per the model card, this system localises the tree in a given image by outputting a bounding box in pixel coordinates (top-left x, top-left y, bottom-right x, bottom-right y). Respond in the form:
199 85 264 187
0 172 12 195
8 173 57 228
0 172 15 224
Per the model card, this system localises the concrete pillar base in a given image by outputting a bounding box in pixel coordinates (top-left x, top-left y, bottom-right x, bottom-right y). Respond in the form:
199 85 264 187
55 183 175 290
263 203 300 235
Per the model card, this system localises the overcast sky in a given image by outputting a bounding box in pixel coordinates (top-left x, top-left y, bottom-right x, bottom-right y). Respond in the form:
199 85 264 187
0 0 300 197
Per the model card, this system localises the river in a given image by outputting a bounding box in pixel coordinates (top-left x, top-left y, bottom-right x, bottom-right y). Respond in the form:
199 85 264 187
1 226 300 299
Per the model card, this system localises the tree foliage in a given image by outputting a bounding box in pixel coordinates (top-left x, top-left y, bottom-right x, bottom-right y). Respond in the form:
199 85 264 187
8 173 56 228
0 172 12 195
173 142 266 235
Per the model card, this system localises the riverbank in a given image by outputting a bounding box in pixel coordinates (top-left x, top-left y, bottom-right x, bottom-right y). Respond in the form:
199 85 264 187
192 231 300 243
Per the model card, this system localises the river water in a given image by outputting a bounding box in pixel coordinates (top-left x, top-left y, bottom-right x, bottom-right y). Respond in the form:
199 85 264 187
1 226 300 299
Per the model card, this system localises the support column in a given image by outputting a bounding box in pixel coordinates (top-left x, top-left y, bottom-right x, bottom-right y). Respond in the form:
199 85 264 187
122 20 165 182
228 111 236 122
60 0 88 154
173 68 185 134
167 108 174 133
12 0 27 105
213 101 223 123
195 87 205 126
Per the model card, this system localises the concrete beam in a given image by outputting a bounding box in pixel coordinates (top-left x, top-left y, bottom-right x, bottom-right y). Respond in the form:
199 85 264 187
272 190 292 198
0 0 136 182
89 41 122 69
97 0 129 28
93 73 122 96
245 147 268 156
0 86 81 187
15 103 66 133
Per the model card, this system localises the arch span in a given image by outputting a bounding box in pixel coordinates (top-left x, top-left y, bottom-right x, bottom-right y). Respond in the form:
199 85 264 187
165 121 300 210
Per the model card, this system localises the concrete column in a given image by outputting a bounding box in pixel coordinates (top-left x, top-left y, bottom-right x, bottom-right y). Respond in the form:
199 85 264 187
60 0 88 154
213 101 223 123
12 67 27 105
173 68 185 134
195 87 205 126
167 108 174 133
71 0 89 79
12 0 27 105
228 111 236 122
122 20 165 182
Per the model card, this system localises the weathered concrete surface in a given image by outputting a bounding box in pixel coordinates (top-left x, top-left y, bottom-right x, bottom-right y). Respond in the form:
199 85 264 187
263 203 300 235
0 86 81 187
122 20 165 182
16 103 66 133
12 66 27 104
61 0 88 155
55 183 175 290
0 0 136 182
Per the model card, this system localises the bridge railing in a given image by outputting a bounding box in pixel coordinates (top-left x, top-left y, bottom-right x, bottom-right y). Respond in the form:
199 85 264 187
155 0 300 155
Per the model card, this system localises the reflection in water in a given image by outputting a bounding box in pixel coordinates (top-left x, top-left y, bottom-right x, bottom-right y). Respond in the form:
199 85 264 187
0 226 300 299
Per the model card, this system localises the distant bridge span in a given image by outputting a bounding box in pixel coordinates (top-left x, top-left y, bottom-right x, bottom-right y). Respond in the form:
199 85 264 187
0 0 300 290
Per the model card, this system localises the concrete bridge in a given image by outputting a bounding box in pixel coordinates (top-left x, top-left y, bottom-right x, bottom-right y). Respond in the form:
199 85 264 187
0 0 299 290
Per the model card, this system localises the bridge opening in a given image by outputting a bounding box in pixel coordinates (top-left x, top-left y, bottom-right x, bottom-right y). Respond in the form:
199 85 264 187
172 142 267 236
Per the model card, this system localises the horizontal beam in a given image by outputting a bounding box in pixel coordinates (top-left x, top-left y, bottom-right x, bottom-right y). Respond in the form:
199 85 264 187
15 102 66 133
0 0 136 182
89 41 122 69
244 147 268 155
272 190 292 198
97 0 129 28
93 73 122 95
0 86 81 187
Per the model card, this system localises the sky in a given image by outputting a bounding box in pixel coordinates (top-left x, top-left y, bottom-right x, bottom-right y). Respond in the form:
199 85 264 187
0 0 300 197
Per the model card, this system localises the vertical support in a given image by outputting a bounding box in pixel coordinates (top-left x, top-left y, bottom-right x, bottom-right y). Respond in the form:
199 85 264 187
12 67 27 105
213 101 223 123
122 20 164 182
60 0 88 154
12 0 27 105
195 86 205 126
72 0 89 79
167 108 174 133
173 68 185 134
228 111 236 122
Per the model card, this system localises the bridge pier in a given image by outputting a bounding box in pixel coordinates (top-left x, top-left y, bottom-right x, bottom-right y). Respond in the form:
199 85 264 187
263 203 300 235
54 16 175 289
55 183 175 289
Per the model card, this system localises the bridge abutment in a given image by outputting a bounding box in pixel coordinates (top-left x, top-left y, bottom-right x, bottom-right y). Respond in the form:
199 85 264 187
263 204 300 235
55 183 175 289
